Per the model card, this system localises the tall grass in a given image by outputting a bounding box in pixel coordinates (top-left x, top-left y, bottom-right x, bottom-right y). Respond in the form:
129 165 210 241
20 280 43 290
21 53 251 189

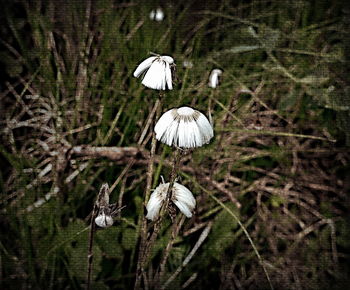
0 0 349 289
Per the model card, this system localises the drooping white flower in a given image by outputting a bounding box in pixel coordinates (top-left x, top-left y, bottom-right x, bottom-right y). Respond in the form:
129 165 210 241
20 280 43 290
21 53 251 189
133 55 174 90
145 185 165 221
154 106 214 148
208 69 223 88
149 8 164 21
146 182 196 221
95 212 114 228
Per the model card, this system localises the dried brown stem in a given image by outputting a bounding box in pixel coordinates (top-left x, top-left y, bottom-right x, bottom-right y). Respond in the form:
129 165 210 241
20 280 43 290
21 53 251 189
71 145 140 160
86 202 97 290
156 215 186 286
86 183 111 289
136 148 182 289
161 222 213 289
134 97 162 290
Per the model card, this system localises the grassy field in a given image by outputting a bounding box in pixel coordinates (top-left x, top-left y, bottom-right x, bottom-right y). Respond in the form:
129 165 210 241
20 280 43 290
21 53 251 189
0 0 349 289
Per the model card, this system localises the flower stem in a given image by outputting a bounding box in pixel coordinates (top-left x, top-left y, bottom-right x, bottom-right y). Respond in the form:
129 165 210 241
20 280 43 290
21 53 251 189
134 94 162 290
156 215 185 285
86 203 97 290
162 148 181 214
135 146 182 289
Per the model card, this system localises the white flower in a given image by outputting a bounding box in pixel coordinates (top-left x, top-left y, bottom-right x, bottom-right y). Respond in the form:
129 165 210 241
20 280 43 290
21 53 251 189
149 8 164 21
95 212 114 228
154 106 214 148
133 55 174 90
146 182 196 221
208 69 223 88
183 60 193 69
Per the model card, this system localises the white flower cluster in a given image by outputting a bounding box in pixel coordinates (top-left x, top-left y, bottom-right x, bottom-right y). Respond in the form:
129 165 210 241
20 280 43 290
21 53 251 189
146 182 196 221
132 54 221 221
155 106 213 148
133 55 174 90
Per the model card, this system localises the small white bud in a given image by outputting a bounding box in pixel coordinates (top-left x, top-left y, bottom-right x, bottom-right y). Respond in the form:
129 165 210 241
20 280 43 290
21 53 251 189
149 8 164 22
208 69 223 88
95 213 114 228
183 60 193 69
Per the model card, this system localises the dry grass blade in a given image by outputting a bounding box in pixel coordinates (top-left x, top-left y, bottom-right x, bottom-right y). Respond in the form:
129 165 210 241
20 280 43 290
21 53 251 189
161 222 213 289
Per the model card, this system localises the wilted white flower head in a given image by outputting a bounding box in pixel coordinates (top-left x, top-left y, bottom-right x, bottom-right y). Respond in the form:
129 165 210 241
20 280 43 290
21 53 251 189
155 106 214 148
146 182 196 221
183 60 193 69
208 69 223 88
95 212 114 228
133 55 174 90
149 8 164 21
94 183 125 228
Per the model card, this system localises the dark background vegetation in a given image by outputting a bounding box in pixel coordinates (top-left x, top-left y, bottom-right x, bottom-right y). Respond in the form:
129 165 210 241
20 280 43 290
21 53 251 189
0 0 349 289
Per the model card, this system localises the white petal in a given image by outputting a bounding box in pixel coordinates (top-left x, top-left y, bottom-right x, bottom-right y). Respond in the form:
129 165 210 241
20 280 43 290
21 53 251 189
177 118 186 147
174 183 196 207
196 113 214 144
176 119 198 148
165 62 173 90
142 61 167 90
133 56 157 78
155 109 174 140
191 120 202 147
177 106 194 115
161 56 174 64
164 119 179 146
155 8 165 21
208 69 222 88
146 184 167 221
176 108 207 148
150 8 164 21
161 64 167 90
172 182 196 218
213 69 223 75
149 10 156 20
173 200 193 217
146 193 163 221
209 75 218 88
